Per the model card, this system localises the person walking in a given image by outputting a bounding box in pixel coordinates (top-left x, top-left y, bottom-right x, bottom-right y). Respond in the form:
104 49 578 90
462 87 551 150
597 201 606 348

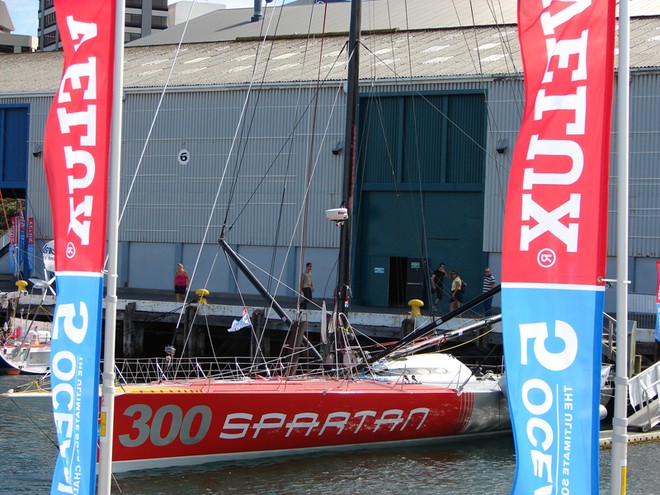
450 270 463 311
482 267 496 316
300 262 314 309
174 263 189 303
431 263 446 311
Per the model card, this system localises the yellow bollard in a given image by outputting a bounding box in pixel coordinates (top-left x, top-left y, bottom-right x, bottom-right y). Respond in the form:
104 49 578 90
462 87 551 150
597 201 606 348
15 280 28 292
195 288 210 304
408 298 424 317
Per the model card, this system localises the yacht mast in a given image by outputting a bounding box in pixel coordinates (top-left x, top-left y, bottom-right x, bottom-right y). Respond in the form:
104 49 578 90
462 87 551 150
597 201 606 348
335 0 361 318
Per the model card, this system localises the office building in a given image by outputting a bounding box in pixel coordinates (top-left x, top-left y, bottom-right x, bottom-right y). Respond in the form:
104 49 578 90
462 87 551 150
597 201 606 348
38 0 168 51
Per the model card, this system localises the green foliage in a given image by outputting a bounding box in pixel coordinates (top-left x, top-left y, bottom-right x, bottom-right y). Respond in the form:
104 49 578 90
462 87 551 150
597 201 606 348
0 199 24 235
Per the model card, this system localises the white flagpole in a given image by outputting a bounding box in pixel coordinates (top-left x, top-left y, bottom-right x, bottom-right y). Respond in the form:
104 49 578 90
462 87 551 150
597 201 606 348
97 0 125 493
611 0 630 493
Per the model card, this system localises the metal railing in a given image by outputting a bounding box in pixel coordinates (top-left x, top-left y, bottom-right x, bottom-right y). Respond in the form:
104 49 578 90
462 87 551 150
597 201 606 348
112 356 270 384
628 360 660 409
110 354 333 385
627 360 660 432
602 313 616 360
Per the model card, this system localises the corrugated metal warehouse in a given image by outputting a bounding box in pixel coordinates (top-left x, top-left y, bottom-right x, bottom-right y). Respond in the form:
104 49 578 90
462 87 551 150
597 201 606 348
0 0 658 323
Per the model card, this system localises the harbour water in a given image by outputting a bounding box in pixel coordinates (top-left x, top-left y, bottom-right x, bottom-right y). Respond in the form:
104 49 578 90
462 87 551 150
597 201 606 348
1 375 658 495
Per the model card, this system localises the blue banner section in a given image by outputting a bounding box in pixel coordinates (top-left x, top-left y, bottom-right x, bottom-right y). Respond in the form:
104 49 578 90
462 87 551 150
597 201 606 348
502 287 602 495
9 244 16 274
19 217 26 274
50 275 103 495
26 219 34 276
27 245 34 275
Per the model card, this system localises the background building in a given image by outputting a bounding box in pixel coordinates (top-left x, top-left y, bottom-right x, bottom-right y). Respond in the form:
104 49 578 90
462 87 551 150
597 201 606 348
1 0 658 331
168 1 227 27
0 0 37 53
38 0 169 50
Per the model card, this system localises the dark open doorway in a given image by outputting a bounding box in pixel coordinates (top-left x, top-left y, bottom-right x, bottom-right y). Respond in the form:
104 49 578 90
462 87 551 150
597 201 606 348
388 257 427 308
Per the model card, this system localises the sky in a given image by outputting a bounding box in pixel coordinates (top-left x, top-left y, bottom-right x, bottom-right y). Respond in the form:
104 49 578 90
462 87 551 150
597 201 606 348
4 0 38 36
4 1 265 37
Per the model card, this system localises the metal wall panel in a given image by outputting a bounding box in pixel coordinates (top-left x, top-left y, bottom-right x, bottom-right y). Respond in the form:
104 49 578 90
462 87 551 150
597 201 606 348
481 78 524 253
627 73 660 258
2 69 659 295
118 86 345 249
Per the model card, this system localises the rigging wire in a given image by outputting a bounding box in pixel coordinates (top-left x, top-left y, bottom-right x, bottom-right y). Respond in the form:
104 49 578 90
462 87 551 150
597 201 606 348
109 0 209 336
450 0 526 213
220 0 333 316
2 396 59 450
328 0 525 324
296 0 331 312
172 1 292 330
221 248 272 372
359 0 525 292
98 0 522 362
0 189 10 238
400 0 434 297
117 1 199 229
212 2 348 357
158 0 364 368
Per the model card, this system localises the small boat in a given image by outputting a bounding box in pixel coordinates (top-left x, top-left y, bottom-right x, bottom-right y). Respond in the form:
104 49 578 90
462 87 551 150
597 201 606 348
0 288 52 375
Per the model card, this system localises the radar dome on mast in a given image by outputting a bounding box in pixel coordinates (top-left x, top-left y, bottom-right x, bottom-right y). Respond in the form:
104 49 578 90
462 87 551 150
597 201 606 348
325 207 348 225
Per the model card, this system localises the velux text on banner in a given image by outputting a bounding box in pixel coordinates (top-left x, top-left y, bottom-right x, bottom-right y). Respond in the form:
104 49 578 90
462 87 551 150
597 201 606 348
501 1 616 495
43 1 116 494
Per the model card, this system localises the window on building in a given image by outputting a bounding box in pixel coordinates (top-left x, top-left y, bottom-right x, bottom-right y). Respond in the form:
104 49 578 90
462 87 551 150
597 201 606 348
43 31 57 48
125 0 143 8
125 13 142 28
151 16 167 29
44 12 57 28
152 0 169 10
125 32 142 43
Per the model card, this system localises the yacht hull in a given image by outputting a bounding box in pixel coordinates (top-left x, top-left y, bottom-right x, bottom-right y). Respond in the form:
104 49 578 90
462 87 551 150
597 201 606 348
111 377 509 472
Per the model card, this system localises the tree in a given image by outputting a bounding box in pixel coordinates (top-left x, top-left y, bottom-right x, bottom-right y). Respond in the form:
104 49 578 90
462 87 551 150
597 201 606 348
0 198 24 235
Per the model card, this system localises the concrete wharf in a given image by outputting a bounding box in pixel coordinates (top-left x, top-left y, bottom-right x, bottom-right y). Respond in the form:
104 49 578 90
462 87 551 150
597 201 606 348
9 281 503 360
5 276 657 362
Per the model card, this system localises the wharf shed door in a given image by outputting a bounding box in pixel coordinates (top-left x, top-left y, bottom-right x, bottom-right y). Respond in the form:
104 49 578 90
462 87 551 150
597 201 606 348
353 92 486 307
0 106 29 189
405 257 426 302
365 256 389 307
366 256 427 308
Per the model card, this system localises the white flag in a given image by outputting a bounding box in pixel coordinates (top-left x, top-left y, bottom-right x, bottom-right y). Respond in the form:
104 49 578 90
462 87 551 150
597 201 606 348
228 307 251 332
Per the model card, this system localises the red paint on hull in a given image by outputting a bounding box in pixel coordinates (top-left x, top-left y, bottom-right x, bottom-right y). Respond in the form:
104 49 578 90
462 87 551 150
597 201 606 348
111 378 478 468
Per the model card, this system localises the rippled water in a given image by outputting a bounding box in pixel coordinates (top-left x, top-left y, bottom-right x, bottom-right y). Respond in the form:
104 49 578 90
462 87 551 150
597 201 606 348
1 375 658 495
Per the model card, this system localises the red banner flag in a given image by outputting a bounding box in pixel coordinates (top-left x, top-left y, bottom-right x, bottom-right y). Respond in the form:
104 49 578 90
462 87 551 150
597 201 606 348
502 1 616 494
43 1 117 494
44 2 115 274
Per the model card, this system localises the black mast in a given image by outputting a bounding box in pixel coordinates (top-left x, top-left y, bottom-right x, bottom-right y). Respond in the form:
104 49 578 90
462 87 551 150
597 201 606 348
335 0 361 317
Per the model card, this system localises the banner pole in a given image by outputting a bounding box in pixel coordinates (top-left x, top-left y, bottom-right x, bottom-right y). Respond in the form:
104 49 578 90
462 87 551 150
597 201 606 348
610 0 630 493
97 0 125 493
